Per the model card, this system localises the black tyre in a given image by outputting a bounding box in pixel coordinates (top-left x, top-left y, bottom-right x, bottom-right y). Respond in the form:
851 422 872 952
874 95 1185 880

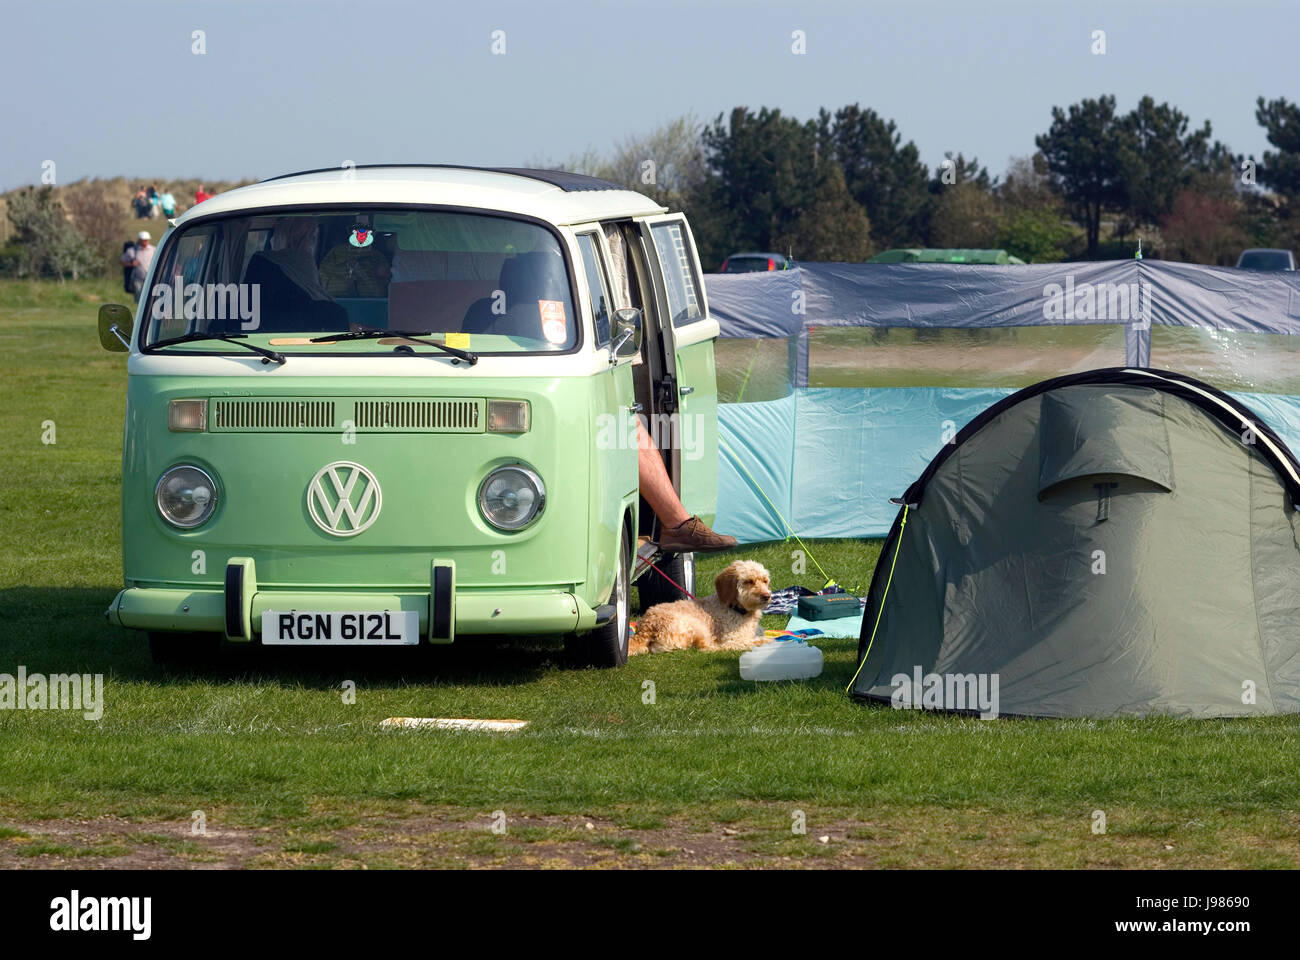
636 551 696 610
148 631 222 668
565 529 631 668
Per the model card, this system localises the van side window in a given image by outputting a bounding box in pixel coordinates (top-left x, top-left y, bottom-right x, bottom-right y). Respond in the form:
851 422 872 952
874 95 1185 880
602 222 632 309
576 233 612 347
150 226 217 341
612 221 651 318
649 220 703 326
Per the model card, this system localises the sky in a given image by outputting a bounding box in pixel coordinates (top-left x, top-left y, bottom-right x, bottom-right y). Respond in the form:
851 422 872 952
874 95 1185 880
1 0 1296 191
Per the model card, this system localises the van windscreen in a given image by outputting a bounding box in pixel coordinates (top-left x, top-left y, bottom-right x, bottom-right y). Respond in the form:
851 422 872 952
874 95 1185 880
142 209 578 354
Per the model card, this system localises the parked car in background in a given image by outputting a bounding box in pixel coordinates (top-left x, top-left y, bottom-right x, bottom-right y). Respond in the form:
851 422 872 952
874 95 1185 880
1236 248 1297 271
869 248 1026 265
718 252 790 273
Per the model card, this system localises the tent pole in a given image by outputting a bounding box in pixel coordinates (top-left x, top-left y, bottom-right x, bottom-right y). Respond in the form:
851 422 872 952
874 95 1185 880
788 327 811 389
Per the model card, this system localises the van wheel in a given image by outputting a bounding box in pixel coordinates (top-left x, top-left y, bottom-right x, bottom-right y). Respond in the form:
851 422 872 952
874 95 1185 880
637 551 695 610
148 631 221 668
565 531 630 668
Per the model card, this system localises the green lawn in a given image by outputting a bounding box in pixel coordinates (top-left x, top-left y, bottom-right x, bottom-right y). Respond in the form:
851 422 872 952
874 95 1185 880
2 279 1299 869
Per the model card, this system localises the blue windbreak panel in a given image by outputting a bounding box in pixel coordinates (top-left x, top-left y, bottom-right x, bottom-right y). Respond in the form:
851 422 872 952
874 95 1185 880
716 393 798 543
1233 393 1300 445
714 387 1300 544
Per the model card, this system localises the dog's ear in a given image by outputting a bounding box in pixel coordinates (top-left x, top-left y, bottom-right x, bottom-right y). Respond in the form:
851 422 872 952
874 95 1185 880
714 564 740 608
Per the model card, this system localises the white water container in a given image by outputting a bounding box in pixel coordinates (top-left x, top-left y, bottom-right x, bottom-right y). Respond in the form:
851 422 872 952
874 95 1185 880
739 639 824 681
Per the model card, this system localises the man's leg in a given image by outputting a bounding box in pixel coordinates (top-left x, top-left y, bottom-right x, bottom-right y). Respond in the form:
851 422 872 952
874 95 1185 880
637 420 689 528
636 419 736 552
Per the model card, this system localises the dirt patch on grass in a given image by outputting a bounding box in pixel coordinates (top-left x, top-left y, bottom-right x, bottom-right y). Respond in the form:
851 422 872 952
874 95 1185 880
3 804 1297 869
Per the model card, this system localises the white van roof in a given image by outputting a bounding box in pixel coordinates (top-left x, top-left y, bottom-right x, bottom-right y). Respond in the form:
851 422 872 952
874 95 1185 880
175 165 667 227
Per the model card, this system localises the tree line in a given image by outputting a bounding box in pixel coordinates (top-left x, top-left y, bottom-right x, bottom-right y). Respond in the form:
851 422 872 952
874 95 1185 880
4 96 1299 280
569 95 1300 268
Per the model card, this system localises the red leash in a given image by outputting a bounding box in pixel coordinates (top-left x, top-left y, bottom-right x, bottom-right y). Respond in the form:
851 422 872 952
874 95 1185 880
641 557 697 600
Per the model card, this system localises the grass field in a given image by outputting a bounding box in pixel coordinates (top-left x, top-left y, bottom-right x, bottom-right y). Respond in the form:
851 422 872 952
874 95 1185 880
2 279 1300 869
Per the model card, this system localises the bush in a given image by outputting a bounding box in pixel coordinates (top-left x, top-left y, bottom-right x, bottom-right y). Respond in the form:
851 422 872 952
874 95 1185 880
0 244 23 277
997 207 1077 263
3 186 97 280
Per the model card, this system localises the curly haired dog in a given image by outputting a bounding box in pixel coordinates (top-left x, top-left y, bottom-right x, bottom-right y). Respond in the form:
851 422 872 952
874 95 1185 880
630 560 774 655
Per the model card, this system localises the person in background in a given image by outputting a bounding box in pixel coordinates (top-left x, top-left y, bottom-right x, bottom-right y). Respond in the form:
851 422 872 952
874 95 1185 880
194 184 212 204
120 241 136 294
132 187 150 219
146 185 159 218
125 231 155 301
159 189 176 218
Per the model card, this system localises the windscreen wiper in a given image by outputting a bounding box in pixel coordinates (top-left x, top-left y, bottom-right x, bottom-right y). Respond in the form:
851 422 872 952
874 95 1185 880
311 327 478 365
150 331 286 365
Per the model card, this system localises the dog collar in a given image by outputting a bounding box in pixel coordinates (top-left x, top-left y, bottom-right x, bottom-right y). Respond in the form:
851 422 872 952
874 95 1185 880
730 604 748 616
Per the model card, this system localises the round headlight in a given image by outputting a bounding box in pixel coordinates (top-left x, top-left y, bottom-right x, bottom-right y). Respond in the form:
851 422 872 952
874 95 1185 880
155 465 218 528
477 465 545 531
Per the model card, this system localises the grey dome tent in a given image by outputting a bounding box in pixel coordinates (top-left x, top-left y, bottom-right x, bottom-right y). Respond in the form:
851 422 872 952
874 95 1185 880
851 368 1300 718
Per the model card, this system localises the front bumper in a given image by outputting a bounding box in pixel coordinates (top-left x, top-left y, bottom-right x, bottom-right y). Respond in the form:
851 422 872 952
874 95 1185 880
107 559 600 640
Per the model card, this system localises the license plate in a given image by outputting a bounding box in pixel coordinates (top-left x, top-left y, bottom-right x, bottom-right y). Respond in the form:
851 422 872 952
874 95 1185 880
262 610 419 645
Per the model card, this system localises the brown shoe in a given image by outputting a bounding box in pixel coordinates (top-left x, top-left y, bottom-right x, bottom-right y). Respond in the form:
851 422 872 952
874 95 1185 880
657 516 738 553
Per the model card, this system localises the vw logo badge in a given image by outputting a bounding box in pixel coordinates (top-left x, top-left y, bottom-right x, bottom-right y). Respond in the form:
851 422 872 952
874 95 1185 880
307 461 382 537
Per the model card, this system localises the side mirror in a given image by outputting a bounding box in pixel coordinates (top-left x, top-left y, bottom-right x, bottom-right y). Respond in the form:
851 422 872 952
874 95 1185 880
98 303 134 352
610 307 642 360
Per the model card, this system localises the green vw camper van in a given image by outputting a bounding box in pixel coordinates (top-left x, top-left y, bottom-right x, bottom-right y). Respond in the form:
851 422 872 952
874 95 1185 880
98 165 719 667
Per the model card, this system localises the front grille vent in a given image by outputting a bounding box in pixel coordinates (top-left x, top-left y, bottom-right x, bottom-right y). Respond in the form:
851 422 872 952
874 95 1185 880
352 399 482 432
211 398 335 430
208 397 485 433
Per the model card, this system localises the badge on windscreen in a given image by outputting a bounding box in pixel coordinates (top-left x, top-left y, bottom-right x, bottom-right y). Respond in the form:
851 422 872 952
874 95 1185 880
539 299 567 344
349 226 374 248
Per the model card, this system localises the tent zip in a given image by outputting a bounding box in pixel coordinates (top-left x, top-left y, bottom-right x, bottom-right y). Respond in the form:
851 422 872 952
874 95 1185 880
846 504 910 693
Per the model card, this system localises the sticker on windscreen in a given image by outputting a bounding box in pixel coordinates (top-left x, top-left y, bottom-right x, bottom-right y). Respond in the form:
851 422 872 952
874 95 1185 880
349 225 374 248
539 300 567 344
